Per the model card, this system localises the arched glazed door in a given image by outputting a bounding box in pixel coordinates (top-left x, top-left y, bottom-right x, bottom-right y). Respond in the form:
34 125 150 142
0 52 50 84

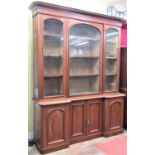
68 20 103 96
43 19 63 97
104 26 120 92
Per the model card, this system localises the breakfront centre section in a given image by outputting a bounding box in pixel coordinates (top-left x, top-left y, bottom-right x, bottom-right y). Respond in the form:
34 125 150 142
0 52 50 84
30 1 125 154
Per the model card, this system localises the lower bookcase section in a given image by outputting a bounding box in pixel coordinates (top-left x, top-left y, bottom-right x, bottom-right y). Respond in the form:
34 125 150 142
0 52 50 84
34 94 125 154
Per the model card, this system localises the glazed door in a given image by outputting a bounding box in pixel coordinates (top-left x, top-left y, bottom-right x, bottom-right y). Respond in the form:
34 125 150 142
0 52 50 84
70 101 87 142
68 19 103 96
104 25 121 92
38 15 67 98
86 100 102 136
42 104 69 148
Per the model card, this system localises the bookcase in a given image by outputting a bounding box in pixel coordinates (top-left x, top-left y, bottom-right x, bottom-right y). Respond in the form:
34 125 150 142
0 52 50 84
69 23 101 96
30 1 125 153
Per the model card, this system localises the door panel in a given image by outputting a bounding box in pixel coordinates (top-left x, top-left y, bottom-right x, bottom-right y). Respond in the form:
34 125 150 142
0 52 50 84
87 100 102 135
102 97 124 136
70 101 86 139
47 109 64 144
109 100 123 130
42 104 69 147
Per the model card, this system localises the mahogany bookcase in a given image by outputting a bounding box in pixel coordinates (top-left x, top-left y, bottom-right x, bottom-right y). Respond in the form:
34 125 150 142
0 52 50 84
30 1 126 153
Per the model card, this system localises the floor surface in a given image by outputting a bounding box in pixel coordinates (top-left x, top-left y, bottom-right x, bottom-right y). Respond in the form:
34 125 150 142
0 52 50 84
28 131 127 155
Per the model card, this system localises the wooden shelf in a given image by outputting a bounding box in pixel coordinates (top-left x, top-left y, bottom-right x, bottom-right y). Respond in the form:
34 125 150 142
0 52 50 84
70 74 99 78
44 75 63 78
105 73 117 76
70 56 99 59
44 55 62 58
44 32 62 38
106 57 117 60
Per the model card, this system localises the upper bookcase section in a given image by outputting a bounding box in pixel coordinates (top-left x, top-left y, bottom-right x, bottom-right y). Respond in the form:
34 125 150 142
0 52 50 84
29 1 124 27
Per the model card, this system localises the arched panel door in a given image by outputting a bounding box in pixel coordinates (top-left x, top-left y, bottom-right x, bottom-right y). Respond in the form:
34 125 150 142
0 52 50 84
42 104 69 148
109 101 122 130
104 27 120 92
47 109 65 144
68 21 102 96
43 18 64 97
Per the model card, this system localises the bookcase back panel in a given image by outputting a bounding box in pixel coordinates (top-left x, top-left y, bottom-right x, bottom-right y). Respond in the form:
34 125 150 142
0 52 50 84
44 78 63 96
70 58 99 75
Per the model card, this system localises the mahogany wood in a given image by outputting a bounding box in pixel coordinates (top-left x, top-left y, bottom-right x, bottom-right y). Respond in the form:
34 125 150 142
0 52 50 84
86 100 102 135
30 1 125 154
70 99 102 143
102 97 124 137
41 104 69 153
70 101 87 141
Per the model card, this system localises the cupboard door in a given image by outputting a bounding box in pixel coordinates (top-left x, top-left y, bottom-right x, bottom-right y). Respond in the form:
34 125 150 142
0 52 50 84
103 97 124 136
70 101 87 141
109 99 123 130
68 20 103 96
42 104 69 148
104 26 120 92
86 100 102 135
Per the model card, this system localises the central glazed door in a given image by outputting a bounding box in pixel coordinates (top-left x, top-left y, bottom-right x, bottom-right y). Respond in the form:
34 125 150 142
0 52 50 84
67 19 103 97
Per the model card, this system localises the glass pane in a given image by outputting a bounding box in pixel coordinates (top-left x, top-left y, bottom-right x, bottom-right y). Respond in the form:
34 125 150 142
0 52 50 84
43 19 63 96
69 24 101 96
104 29 119 91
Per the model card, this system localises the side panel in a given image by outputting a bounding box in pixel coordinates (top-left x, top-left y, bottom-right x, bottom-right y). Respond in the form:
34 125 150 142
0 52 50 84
33 15 39 98
34 102 42 148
